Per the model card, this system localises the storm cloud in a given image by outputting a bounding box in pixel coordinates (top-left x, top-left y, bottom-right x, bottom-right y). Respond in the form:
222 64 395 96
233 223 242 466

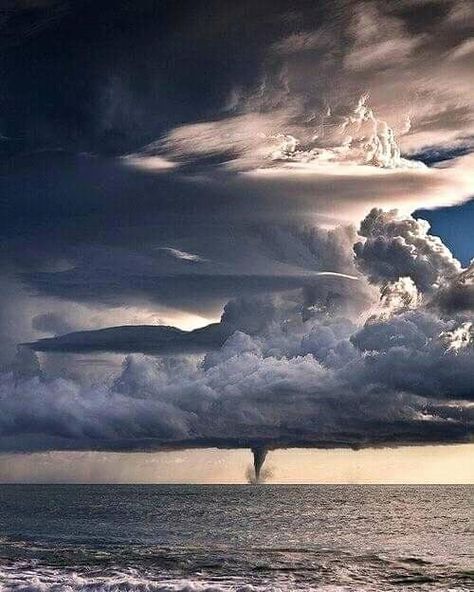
1 209 470 455
0 1 473 464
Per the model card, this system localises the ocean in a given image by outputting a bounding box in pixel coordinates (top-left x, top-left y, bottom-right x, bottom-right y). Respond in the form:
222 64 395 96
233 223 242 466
0 484 472 591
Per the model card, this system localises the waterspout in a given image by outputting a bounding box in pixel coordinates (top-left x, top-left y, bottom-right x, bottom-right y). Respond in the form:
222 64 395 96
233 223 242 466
251 446 268 483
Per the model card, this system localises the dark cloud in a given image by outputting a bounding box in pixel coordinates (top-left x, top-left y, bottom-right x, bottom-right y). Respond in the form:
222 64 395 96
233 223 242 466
2 210 471 455
351 310 474 400
1 302 471 453
1 0 473 158
0 0 300 156
430 262 474 314
411 139 474 166
31 311 75 335
0 1 473 461
27 322 228 355
1 154 362 314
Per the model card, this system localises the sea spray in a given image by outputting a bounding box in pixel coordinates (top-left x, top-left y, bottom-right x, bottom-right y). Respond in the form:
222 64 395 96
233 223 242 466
246 464 273 484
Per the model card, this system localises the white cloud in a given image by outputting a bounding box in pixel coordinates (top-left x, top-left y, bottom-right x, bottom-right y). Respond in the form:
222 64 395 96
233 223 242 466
159 247 207 263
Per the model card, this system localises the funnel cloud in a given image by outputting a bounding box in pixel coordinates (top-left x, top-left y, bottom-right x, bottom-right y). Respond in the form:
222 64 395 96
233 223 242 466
251 447 269 483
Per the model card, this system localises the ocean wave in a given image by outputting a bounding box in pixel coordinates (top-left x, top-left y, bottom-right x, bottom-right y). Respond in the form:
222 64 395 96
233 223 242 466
0 570 250 592
0 571 344 592
1 568 472 592
1 558 473 592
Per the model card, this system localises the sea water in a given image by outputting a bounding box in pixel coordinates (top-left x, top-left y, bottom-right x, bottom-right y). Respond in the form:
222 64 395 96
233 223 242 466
0 484 472 591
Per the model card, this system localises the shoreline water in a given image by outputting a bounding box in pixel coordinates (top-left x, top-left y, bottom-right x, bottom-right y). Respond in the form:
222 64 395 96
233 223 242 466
0 485 472 591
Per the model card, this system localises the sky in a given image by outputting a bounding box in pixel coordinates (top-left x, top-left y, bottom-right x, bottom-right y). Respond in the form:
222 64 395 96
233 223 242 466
0 0 473 483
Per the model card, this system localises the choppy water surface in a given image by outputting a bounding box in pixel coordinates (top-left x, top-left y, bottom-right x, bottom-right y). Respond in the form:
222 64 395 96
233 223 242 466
0 485 472 591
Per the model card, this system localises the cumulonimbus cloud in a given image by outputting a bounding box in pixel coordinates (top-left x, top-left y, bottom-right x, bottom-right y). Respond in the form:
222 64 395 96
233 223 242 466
1 209 472 457
1 2 473 472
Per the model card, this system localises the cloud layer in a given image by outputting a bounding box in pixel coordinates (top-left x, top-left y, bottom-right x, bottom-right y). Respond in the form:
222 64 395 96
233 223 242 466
0 1 473 462
1 209 471 454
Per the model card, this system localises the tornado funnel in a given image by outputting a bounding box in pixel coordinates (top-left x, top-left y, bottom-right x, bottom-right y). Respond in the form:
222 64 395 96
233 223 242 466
251 446 268 483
